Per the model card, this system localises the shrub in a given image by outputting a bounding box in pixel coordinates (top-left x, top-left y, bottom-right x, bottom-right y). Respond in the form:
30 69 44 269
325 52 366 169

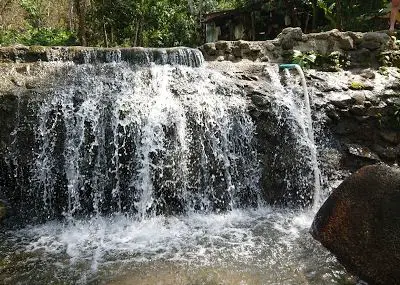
0 28 77 46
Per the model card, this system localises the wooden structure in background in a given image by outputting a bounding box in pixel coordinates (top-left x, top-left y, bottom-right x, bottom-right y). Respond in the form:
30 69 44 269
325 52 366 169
202 1 311 43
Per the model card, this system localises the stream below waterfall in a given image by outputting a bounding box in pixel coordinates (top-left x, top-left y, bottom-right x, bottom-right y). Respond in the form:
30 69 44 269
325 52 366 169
0 207 352 285
0 49 352 284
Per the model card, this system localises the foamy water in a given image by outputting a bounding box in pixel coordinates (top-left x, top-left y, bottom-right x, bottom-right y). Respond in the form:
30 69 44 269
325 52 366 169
0 206 350 284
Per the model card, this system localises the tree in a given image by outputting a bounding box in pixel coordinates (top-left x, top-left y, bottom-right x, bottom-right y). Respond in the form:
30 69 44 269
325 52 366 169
87 0 199 47
0 0 390 47
74 0 88 45
20 0 45 29
316 0 388 31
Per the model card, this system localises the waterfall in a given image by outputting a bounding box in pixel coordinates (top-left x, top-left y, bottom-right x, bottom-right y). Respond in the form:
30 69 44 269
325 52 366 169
5 50 259 222
46 47 205 67
261 65 322 207
282 65 322 209
1 51 324 221
0 49 349 285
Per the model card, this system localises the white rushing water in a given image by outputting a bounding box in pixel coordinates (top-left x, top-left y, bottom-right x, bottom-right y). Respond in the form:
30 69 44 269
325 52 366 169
263 65 323 207
32 62 259 220
1 206 348 285
0 55 349 285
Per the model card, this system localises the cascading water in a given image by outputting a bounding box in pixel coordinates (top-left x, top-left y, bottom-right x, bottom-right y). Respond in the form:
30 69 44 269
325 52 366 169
257 65 322 207
278 65 322 208
31 61 259 221
0 50 350 284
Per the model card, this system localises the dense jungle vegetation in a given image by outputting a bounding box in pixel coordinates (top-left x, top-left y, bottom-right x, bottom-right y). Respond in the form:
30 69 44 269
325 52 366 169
0 0 391 47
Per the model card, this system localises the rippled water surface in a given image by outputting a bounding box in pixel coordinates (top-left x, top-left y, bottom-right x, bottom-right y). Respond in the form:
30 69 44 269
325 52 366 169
0 207 352 285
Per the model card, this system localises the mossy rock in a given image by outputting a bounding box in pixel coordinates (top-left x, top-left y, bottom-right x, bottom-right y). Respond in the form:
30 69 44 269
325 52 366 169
350 81 365 90
379 51 400 68
29 45 46 54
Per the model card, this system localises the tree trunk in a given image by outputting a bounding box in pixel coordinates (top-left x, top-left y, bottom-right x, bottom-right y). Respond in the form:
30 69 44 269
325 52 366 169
311 0 317 31
336 0 342 30
68 0 74 31
251 11 255 40
103 21 108 47
304 12 310 33
133 21 140 47
74 0 87 46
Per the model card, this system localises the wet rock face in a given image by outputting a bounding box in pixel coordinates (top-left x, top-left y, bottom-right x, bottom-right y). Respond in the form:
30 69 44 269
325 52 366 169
249 91 314 207
316 68 400 170
311 165 400 285
0 200 6 223
0 92 42 225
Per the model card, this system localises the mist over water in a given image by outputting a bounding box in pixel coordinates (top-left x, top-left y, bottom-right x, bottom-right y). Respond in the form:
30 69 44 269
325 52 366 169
0 51 349 284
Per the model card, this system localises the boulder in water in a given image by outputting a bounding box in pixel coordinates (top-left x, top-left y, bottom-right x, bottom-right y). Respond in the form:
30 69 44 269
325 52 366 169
310 164 400 285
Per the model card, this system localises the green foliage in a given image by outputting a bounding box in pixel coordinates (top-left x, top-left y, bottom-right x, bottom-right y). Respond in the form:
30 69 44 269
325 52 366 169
20 0 45 29
87 0 199 47
292 50 349 70
316 0 388 30
142 0 197 47
0 28 77 46
86 0 252 47
317 0 336 28
0 0 393 47
314 51 350 71
292 50 317 69
0 0 76 46
28 28 77 46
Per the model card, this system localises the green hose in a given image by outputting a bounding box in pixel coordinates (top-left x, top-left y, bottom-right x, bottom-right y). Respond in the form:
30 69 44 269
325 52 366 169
279 63 299 70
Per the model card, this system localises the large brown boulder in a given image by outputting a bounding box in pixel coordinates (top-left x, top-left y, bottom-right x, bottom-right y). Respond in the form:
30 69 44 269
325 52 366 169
310 164 400 285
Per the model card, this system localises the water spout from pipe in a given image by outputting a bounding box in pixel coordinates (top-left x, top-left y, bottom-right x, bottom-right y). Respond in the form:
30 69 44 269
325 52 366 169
279 64 322 209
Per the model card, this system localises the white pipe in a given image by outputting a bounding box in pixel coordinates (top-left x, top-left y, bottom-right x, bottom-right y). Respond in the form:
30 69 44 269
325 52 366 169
285 64 322 209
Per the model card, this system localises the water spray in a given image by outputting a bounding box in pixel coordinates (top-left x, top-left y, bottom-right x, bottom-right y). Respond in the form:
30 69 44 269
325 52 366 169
279 63 322 209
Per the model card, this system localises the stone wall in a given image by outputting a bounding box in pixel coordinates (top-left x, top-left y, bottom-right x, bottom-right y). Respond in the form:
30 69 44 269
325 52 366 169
203 28 400 174
311 67 400 170
200 28 398 69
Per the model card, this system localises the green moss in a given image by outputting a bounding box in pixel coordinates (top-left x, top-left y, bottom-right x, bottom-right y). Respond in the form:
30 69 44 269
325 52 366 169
350 81 365 90
29 45 46 53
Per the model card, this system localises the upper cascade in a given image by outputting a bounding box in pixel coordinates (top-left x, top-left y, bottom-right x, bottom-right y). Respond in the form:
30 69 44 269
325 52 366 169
0 46 204 67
